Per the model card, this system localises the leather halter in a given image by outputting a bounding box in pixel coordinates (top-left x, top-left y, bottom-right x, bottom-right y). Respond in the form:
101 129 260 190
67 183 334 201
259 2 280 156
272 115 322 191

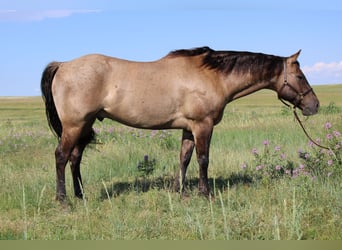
277 60 329 150
278 60 313 109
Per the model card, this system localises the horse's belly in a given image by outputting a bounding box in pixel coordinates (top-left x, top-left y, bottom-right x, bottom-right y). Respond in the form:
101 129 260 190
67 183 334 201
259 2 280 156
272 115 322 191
100 102 184 129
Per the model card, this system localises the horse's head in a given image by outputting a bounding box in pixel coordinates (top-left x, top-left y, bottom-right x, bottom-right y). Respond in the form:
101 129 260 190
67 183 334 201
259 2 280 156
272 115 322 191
277 50 319 116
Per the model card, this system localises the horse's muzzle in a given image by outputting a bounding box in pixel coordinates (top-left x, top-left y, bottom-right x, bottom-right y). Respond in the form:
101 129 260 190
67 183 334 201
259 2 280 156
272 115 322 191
301 101 319 116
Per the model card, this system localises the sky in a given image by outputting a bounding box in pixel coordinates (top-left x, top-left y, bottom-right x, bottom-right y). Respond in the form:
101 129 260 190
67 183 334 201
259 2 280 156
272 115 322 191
1 0 342 96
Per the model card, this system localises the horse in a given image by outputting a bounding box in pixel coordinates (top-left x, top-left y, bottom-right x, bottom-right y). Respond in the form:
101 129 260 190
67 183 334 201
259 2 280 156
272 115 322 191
41 46 319 202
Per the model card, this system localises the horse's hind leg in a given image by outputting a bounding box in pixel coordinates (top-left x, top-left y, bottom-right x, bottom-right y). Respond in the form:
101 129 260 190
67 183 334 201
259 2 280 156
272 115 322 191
69 144 86 199
55 126 83 201
55 138 75 201
69 130 94 199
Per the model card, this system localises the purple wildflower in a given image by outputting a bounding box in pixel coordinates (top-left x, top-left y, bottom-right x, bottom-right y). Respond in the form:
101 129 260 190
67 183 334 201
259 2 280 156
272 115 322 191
326 134 333 140
325 122 332 129
274 145 281 151
252 148 258 155
319 149 326 155
240 163 247 170
333 130 341 137
280 153 286 159
275 165 282 171
263 140 269 146
256 165 263 171
327 159 333 166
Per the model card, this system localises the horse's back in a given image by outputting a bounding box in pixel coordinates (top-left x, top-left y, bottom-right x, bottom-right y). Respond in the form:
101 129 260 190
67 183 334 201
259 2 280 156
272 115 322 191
52 53 223 130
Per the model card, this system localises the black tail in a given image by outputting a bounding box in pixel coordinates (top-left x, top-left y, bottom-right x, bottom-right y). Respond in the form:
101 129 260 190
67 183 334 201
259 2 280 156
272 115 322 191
41 62 62 138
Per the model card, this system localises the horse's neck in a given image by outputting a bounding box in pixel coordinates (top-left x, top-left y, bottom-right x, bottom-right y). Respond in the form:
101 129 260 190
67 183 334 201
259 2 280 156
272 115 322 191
226 77 274 102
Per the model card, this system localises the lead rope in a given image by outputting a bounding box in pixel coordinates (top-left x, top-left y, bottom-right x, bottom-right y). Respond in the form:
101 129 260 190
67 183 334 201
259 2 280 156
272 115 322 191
292 108 330 150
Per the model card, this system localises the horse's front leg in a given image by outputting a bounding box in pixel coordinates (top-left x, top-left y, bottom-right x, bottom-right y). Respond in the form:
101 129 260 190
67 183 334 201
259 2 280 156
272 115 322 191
175 130 195 193
193 121 213 197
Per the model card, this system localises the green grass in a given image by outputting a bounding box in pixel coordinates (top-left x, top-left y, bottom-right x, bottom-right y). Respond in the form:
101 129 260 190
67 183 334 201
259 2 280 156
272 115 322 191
0 85 341 239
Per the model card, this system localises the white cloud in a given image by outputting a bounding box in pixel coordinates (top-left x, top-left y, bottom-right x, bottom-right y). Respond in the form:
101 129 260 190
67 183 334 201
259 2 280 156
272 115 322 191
302 61 342 84
0 9 101 21
303 61 342 74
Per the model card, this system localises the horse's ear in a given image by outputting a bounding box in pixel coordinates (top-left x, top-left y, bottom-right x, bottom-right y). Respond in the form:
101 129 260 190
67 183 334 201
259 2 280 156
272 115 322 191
289 49 301 62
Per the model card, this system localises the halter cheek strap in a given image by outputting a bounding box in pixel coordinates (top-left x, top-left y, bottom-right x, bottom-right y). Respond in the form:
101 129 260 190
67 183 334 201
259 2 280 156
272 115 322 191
278 60 313 109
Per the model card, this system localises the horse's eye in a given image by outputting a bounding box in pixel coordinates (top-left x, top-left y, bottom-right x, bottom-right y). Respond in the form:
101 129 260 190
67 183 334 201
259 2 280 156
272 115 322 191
297 75 303 80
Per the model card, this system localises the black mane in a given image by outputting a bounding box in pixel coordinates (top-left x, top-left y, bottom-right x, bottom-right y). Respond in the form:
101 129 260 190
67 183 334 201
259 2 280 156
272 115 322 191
168 46 213 57
169 46 284 80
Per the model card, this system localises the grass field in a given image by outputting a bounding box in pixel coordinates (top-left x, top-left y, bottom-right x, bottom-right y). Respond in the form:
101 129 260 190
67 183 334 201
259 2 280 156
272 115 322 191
0 85 341 239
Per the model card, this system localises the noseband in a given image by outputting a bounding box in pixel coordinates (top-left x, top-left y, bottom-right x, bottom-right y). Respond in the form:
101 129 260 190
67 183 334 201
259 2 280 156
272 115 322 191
278 60 313 108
